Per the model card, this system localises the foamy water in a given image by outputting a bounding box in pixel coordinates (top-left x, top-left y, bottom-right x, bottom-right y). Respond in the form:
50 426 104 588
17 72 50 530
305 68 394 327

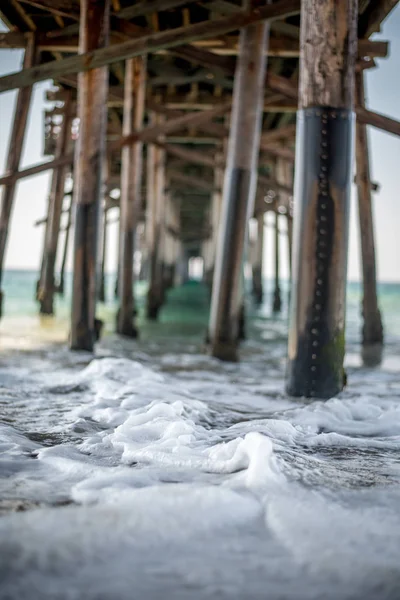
0 275 399 599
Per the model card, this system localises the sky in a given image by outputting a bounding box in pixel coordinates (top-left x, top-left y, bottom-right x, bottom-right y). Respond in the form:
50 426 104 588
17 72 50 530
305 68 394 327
0 9 400 282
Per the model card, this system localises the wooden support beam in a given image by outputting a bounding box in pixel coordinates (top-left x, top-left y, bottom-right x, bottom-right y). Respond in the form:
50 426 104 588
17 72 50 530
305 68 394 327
18 0 78 20
203 149 224 285
359 0 399 37
19 0 79 16
356 106 400 137
117 101 231 148
97 156 110 303
161 192 178 289
265 72 400 138
0 0 301 92
272 210 281 312
286 0 358 399
208 9 270 361
260 143 295 162
58 194 73 296
70 0 110 351
355 70 384 358
251 212 264 303
117 56 147 337
168 169 216 193
287 213 293 275
276 157 293 275
117 0 194 20
1 28 388 60
0 32 28 48
146 98 229 139
0 154 73 187
0 35 36 318
158 141 219 169
266 71 298 100
262 123 296 144
147 114 167 319
38 95 72 315
258 173 292 196
203 37 389 59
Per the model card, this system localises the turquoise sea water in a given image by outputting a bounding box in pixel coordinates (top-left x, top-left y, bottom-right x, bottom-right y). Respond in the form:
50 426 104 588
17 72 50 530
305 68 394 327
1 268 399 342
1 270 400 600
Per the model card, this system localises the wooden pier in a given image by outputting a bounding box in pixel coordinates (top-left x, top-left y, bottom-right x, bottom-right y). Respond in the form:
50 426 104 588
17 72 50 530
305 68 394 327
0 0 398 397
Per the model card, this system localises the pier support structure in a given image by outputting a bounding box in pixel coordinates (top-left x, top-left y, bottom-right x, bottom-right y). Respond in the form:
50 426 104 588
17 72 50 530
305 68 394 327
355 71 384 363
287 213 293 277
97 155 110 303
39 94 72 315
286 0 357 398
70 0 110 351
204 152 224 287
0 35 36 318
208 6 269 360
252 212 264 304
117 56 147 337
98 207 108 303
272 211 282 313
58 195 73 296
147 120 166 320
162 193 177 290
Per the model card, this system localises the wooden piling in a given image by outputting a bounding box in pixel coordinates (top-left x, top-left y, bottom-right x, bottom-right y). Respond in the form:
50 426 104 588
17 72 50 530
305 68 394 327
286 0 358 398
0 34 36 318
162 193 177 290
147 116 166 320
205 151 224 287
252 212 264 304
39 94 72 315
208 6 270 361
98 208 108 303
117 56 147 337
70 0 110 351
287 214 293 276
355 71 384 359
272 211 282 312
97 156 110 304
276 157 293 280
36 192 51 301
58 195 73 296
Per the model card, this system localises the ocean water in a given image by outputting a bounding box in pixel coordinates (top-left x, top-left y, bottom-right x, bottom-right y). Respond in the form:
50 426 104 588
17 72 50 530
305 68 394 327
0 270 399 600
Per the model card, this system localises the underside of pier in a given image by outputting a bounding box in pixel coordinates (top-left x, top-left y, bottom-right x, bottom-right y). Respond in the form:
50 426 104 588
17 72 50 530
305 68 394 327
0 0 398 398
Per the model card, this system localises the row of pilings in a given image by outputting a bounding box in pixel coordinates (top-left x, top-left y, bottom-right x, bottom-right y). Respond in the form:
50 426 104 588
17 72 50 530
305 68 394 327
0 0 386 399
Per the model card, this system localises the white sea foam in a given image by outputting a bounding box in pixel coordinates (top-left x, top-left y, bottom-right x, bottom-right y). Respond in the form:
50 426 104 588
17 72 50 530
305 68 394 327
1 351 400 599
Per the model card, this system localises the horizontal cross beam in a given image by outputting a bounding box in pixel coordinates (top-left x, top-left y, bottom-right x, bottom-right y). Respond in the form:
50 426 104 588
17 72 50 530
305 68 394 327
0 0 301 93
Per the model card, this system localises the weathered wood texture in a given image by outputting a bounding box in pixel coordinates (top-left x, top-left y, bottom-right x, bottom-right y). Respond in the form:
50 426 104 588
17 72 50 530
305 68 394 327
147 114 167 319
0 154 74 187
70 0 110 351
117 101 231 147
286 0 358 398
359 0 399 37
0 0 300 92
0 35 36 317
276 158 293 274
58 195 73 295
97 155 110 303
117 56 147 337
252 212 264 303
168 169 216 193
117 0 193 19
39 95 72 314
209 13 270 360
272 210 282 312
299 0 358 108
287 213 293 275
355 71 384 349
